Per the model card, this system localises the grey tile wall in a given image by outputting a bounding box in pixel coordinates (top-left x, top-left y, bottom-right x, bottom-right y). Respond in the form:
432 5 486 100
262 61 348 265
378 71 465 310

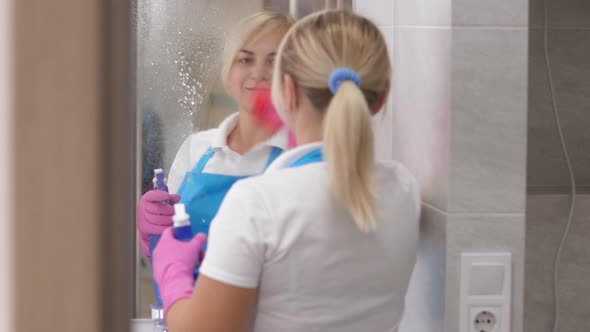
388 1 529 332
527 0 590 188
452 0 529 26
449 27 528 213
525 194 590 332
529 0 590 28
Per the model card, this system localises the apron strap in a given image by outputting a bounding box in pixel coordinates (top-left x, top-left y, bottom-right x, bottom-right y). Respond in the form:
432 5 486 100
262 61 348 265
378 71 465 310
194 147 215 173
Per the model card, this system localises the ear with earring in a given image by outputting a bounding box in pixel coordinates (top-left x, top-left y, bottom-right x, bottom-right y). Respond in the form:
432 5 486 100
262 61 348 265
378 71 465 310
371 95 386 115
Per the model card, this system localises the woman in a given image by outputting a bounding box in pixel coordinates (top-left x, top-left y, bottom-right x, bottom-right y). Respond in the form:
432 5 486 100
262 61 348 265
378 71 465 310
137 10 294 258
154 9 421 332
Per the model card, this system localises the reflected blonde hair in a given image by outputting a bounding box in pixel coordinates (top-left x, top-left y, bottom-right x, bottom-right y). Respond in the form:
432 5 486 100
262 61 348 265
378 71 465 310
220 10 294 88
272 10 391 232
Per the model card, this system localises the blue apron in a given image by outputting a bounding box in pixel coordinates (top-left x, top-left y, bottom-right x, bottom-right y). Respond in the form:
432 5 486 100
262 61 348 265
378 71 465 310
152 147 282 304
177 146 283 240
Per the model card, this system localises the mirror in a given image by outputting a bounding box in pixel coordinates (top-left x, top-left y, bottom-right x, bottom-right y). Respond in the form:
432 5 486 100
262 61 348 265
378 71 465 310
134 0 353 318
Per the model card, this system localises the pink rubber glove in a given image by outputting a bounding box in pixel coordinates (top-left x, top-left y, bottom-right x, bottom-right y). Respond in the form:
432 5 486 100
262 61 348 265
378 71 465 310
153 228 207 316
136 190 181 258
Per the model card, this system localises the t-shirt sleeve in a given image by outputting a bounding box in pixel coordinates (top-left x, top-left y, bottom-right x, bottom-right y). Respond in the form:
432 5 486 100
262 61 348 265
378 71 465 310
198 179 267 289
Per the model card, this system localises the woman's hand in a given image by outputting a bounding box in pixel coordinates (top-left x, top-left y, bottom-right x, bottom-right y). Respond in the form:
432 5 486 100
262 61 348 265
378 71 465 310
152 228 207 315
136 190 181 258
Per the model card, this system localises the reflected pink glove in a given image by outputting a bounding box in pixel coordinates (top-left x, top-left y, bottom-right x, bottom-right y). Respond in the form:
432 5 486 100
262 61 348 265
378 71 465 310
136 190 181 258
153 228 207 316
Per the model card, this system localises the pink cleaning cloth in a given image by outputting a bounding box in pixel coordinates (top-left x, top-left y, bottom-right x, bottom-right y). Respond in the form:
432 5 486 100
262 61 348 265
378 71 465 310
252 88 297 149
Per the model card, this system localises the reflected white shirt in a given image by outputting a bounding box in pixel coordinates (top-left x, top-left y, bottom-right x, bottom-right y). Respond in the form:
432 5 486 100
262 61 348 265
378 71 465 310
199 143 421 332
167 113 288 194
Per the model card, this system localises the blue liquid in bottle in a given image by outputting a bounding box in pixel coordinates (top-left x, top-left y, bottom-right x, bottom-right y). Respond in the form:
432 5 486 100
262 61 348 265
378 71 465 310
172 203 200 279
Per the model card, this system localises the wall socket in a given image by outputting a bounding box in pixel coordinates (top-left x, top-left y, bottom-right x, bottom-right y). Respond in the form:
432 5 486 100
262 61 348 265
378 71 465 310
459 253 511 332
470 306 500 332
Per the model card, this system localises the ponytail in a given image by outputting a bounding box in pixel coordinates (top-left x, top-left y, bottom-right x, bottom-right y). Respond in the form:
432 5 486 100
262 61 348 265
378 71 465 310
273 9 390 232
324 81 376 232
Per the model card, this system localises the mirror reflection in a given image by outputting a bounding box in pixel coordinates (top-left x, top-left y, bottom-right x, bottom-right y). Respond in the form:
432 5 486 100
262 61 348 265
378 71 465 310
136 0 352 319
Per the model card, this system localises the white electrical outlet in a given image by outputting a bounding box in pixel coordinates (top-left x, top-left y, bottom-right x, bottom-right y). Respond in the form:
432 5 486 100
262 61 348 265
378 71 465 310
459 253 511 332
470 306 500 332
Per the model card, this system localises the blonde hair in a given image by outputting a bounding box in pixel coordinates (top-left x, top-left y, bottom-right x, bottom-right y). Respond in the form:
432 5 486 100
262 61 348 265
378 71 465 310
220 10 294 88
272 10 391 232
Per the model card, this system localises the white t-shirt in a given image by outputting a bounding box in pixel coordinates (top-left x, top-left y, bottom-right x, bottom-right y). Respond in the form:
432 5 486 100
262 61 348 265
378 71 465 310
167 113 288 193
199 142 421 332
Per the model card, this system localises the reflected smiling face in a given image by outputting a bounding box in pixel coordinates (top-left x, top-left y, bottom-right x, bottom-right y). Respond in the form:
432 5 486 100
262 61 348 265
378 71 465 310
226 29 286 113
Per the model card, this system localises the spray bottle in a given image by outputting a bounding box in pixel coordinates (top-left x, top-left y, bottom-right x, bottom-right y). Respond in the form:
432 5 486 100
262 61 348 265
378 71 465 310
150 169 169 262
172 203 201 280
152 168 169 192
150 203 198 332
149 168 169 331
171 203 192 240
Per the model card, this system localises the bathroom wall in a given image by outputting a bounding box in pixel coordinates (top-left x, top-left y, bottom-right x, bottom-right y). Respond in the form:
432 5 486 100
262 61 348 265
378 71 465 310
527 0 590 191
525 195 590 332
356 1 529 331
525 0 590 331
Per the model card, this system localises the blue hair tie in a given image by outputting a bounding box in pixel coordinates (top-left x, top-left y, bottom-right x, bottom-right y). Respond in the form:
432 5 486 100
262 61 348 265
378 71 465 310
328 68 361 94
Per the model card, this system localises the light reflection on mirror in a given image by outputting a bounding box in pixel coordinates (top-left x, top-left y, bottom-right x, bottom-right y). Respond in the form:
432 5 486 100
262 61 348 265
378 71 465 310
135 0 352 318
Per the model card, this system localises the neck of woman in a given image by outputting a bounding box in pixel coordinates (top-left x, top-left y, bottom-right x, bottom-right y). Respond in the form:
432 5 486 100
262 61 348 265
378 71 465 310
227 110 274 155
293 106 324 146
